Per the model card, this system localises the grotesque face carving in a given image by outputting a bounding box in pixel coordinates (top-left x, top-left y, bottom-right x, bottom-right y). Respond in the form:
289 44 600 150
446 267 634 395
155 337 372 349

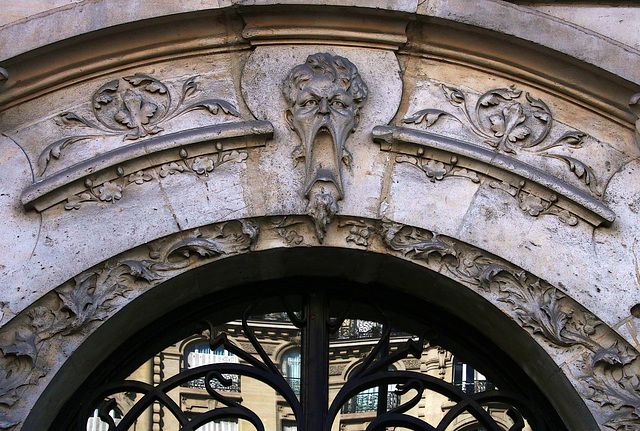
283 53 368 242
283 53 368 198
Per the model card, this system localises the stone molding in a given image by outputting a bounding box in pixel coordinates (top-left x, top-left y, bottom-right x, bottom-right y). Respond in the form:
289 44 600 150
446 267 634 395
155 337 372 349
373 125 615 226
0 214 637 430
22 121 273 211
0 3 637 129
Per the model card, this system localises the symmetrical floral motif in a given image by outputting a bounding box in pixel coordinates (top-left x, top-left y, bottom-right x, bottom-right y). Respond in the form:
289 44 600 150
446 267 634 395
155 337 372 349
403 84 601 196
38 74 241 176
64 148 247 210
0 220 259 429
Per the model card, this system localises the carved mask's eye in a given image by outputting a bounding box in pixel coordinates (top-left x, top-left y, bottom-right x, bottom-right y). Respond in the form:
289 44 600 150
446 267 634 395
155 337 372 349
330 100 347 109
302 99 318 107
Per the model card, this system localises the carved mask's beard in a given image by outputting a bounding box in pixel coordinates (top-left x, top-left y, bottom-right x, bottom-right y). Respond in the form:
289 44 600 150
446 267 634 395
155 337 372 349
300 112 354 199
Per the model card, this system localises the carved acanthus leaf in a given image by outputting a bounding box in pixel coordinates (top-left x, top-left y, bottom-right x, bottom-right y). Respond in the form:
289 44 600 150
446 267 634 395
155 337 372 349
583 347 640 431
381 222 455 262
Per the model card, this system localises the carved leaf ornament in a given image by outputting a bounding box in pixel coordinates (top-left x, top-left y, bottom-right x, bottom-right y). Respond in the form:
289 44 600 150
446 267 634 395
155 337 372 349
403 84 600 197
0 216 638 429
37 74 241 177
64 147 248 210
0 220 259 429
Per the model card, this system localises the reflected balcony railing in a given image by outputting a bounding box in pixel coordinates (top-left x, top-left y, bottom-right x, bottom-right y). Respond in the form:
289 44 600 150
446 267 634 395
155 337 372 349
454 380 495 394
286 376 301 396
341 391 399 414
185 375 241 392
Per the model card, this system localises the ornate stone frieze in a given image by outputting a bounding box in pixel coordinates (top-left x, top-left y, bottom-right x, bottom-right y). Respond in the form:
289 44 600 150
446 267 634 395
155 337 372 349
378 220 640 431
0 215 637 430
22 121 273 212
20 72 274 213
403 84 601 196
373 125 615 227
0 219 258 429
283 53 368 242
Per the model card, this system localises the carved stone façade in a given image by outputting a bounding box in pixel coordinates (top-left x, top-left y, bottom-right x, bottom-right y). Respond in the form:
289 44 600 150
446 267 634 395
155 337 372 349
0 215 638 430
0 13 637 429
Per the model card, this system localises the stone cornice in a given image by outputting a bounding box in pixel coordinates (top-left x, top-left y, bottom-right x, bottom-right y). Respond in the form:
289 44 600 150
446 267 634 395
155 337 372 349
373 125 615 227
22 121 273 211
0 2 637 130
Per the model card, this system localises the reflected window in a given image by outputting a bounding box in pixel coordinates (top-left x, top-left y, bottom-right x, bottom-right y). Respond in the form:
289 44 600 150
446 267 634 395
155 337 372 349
282 349 301 395
184 343 240 392
342 362 398 414
453 358 494 394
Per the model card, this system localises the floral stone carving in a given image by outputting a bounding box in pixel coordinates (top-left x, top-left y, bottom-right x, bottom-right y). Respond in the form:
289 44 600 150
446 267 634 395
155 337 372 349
64 147 248 210
0 219 259 429
282 53 368 242
404 84 601 197
37 74 241 177
0 216 637 430
379 220 640 430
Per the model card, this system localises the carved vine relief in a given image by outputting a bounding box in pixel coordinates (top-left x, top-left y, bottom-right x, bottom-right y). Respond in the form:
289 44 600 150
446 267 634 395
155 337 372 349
37 74 241 177
404 84 601 197
0 215 638 430
283 53 368 242
0 219 259 428
65 147 248 210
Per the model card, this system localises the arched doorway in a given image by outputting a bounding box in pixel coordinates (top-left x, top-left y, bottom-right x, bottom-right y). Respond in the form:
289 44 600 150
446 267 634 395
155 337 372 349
27 248 595 431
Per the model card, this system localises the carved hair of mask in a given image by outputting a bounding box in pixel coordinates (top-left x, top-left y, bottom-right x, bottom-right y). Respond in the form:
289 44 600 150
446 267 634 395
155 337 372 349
283 53 368 199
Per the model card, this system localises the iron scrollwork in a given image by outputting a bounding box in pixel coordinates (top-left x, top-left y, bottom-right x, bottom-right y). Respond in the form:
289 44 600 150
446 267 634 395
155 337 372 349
79 293 552 431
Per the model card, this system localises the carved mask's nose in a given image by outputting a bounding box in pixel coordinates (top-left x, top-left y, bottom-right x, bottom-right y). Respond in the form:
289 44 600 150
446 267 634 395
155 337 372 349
318 98 330 115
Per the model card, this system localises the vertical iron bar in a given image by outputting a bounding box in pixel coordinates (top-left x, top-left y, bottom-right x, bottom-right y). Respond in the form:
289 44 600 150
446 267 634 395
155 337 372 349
377 324 389 417
302 291 329 431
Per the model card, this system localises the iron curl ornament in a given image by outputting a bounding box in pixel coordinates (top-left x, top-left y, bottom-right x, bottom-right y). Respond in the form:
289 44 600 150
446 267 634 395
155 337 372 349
78 292 558 431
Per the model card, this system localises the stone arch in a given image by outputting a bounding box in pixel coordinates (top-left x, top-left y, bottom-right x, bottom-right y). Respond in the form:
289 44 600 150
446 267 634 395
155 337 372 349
0 216 631 430
0 2 639 431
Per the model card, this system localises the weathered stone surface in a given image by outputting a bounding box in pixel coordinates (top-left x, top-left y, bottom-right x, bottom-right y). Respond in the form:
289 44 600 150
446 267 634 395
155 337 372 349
0 2 639 431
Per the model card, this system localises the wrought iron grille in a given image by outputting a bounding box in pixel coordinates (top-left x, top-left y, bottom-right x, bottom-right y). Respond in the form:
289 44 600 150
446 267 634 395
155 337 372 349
77 290 562 431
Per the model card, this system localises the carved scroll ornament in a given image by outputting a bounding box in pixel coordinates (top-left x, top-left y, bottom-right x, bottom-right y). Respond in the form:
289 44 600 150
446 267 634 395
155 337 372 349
20 73 274 213
394 84 616 227
404 84 599 194
37 74 241 177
